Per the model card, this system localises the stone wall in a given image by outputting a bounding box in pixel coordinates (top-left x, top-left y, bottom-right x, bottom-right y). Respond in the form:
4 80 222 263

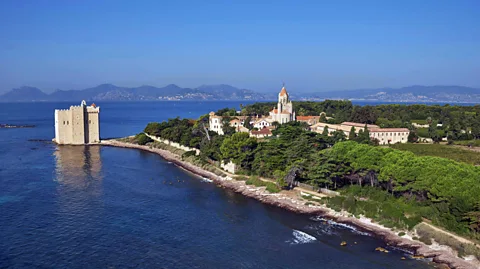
319 188 340 196
146 134 200 155
220 160 237 174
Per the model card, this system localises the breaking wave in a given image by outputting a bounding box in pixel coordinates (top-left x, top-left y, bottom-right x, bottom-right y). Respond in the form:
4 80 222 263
201 177 213 183
287 230 317 245
311 216 371 236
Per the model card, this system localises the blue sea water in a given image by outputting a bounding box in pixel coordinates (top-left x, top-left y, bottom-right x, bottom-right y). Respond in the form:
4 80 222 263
0 101 435 269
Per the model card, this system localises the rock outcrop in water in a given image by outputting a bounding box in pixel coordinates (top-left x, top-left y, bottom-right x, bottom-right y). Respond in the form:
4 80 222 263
0 124 35 128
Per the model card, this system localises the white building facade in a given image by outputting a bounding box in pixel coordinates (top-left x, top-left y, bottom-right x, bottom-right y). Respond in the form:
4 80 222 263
269 86 295 124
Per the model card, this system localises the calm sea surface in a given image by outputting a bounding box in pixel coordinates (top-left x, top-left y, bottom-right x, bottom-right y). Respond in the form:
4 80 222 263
0 101 434 269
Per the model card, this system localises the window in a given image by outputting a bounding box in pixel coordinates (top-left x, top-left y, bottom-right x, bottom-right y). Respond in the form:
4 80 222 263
89 120 91 124
63 121 65 125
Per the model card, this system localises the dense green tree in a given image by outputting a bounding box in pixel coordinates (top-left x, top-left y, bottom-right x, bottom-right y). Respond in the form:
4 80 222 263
472 116 480 140
134 133 153 145
348 126 357 140
216 107 237 116
428 121 442 143
463 202 480 234
319 113 327 123
221 117 236 136
322 126 329 137
330 130 347 144
408 131 419 143
220 132 258 169
244 116 253 130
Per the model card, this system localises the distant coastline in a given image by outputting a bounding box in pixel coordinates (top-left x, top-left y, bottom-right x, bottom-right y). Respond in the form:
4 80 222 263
1 84 479 103
100 138 478 269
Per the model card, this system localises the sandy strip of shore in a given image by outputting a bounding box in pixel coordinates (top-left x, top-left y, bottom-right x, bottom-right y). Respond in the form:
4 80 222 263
100 139 478 269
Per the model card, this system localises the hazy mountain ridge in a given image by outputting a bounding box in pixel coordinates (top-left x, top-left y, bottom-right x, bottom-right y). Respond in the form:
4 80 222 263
304 85 480 103
0 84 267 102
1 84 478 102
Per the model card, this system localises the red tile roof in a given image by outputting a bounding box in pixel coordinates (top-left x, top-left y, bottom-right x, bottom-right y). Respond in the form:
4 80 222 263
296 116 320 121
251 128 272 135
341 122 379 128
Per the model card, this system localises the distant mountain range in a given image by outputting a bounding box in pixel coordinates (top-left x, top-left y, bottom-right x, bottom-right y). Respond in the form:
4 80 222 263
0 84 266 102
300 85 480 103
0 84 479 103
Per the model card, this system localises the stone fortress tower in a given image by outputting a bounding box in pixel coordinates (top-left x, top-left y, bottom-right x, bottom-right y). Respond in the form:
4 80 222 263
54 100 100 145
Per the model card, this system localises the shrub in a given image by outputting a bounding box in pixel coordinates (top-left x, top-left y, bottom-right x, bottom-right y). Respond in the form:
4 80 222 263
134 133 153 145
265 182 281 193
182 151 197 159
415 223 480 259
398 232 406 237
244 177 280 193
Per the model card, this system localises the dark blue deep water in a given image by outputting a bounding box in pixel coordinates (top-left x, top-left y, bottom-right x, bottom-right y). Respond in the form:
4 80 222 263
0 102 434 269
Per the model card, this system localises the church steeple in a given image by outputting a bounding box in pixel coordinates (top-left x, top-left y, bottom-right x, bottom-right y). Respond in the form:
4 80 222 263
278 83 289 106
279 84 288 97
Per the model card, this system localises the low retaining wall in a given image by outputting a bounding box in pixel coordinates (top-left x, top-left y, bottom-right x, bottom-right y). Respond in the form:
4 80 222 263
319 188 340 196
295 183 339 196
146 134 200 155
220 160 237 174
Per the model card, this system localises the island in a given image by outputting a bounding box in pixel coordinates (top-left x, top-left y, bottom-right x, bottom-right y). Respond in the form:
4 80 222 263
101 85 480 269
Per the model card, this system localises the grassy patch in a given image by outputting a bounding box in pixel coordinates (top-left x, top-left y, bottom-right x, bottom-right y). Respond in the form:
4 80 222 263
390 143 480 165
245 176 281 193
325 186 423 230
150 141 186 156
301 194 323 202
411 119 428 125
416 127 445 138
234 176 248 181
416 223 480 259
455 140 480 147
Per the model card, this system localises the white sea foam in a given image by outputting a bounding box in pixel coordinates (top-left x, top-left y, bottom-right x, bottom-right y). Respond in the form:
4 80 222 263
201 177 213 183
311 216 371 236
288 230 317 245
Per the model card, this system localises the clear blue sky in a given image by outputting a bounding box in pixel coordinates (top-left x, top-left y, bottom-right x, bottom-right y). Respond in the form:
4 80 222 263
1 0 479 93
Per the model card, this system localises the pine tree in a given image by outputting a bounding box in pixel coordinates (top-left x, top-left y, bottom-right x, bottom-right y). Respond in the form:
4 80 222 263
319 113 327 123
363 124 371 144
322 126 329 137
348 126 356 140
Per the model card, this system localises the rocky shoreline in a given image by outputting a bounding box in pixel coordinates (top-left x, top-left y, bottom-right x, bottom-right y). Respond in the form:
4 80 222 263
100 139 478 269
